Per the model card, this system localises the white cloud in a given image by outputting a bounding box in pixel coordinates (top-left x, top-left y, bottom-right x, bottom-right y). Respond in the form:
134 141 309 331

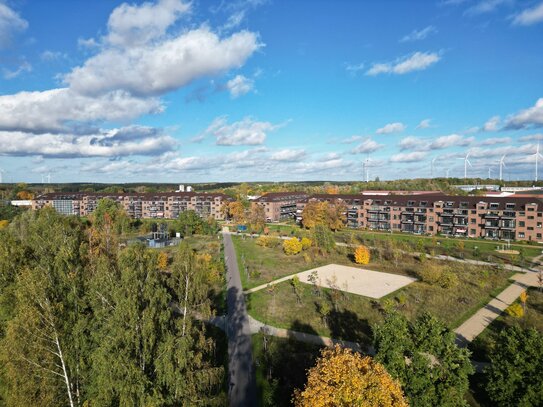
105 0 191 47
480 136 512 145
41 50 67 61
366 51 441 76
0 88 162 133
351 138 384 154
3 61 31 79
336 135 364 144
200 116 284 146
465 0 512 16
376 122 406 134
390 151 428 163
270 149 306 161
0 126 177 158
505 98 543 129
345 62 365 75
65 27 261 97
416 119 432 129
429 134 474 149
226 74 254 98
0 2 28 48
222 10 246 31
513 2 543 26
519 133 543 142
399 136 427 151
400 26 437 42
483 115 501 131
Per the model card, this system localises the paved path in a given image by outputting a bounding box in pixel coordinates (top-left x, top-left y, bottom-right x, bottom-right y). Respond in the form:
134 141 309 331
454 272 540 346
223 232 257 407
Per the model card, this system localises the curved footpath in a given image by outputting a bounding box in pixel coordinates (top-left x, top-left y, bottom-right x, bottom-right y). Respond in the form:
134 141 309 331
223 232 257 407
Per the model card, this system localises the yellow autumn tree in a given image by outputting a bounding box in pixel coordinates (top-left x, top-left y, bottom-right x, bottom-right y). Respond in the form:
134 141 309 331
293 345 408 407
0 220 9 230
283 237 302 255
157 251 169 271
300 237 312 250
506 303 524 318
354 245 371 265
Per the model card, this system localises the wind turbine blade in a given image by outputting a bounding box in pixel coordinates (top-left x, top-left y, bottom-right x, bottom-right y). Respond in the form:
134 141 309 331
466 159 472 167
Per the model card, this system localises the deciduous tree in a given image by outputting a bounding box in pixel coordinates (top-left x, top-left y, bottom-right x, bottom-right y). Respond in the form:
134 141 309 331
293 345 407 407
283 237 302 255
354 245 371 264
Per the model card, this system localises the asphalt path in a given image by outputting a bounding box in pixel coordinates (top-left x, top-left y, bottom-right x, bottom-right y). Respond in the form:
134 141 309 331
223 232 257 406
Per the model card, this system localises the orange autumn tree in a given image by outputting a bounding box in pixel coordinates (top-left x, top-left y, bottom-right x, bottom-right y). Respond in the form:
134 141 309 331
293 345 407 407
157 251 169 271
354 245 371 265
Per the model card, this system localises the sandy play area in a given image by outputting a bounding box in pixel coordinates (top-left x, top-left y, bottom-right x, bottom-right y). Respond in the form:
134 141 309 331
246 264 417 299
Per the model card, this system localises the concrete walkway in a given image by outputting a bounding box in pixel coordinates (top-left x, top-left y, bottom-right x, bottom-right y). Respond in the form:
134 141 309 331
223 232 257 407
454 271 540 346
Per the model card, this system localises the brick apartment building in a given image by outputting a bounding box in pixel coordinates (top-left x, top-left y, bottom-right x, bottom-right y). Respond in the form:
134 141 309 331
252 192 309 222
32 192 233 220
296 193 543 242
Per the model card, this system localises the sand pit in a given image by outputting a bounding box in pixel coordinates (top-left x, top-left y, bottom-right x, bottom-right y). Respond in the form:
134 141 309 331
246 264 417 299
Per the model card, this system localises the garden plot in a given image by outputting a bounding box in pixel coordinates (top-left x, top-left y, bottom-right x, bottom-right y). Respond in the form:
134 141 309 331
246 264 416 299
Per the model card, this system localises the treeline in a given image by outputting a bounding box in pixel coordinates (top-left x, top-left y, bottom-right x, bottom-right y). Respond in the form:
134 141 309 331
0 202 227 406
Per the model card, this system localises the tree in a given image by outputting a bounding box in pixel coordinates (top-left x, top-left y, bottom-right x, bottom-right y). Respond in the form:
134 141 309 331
520 290 528 314
248 204 266 233
300 237 312 250
157 251 169 271
176 210 204 236
293 345 407 407
283 237 302 255
0 220 8 229
373 312 473 407
290 276 302 304
484 326 543 406
312 224 335 254
505 302 524 318
354 245 371 264
227 200 246 224
301 200 346 231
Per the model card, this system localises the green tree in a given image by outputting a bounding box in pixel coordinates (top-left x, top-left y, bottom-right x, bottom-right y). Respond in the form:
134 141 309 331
312 224 335 254
484 326 543 407
373 312 473 407
176 210 205 236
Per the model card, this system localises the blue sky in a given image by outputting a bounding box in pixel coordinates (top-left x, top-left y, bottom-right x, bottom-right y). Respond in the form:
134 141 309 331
0 0 543 183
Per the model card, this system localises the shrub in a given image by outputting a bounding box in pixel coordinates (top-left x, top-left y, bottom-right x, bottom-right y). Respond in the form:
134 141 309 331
256 236 281 248
505 303 524 318
283 237 302 255
418 263 442 285
354 245 371 264
438 270 459 289
300 237 312 250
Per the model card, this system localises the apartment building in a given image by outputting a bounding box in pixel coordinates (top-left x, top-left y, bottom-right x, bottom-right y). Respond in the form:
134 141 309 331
296 193 543 242
32 192 233 220
252 192 309 222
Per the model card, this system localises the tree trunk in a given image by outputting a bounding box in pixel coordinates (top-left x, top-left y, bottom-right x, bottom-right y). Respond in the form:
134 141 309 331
55 333 75 407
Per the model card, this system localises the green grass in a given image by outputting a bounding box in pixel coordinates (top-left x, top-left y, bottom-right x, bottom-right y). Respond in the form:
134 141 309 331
335 229 542 265
245 252 514 348
469 288 543 362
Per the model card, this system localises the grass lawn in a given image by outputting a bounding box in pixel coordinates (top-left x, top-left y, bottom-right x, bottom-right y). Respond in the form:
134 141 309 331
335 229 542 265
232 235 360 289
246 252 514 348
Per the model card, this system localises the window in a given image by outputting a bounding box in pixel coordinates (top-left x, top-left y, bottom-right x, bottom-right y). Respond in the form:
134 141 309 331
470 229 476 235
471 210 476 214
520 211 526 216
429 226 434 231
518 232 525 238
519 221 525 227
489 203 499 209
505 203 516 209
528 216 535 220
471 218 476 224
538 222 542 228
528 227 534 231
528 207 535 211
538 233 542 239
420 201 428 207
460 202 468 208
407 200 415 207
429 216 434 222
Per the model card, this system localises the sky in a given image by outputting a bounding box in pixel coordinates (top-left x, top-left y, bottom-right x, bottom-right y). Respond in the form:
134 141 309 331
0 0 543 183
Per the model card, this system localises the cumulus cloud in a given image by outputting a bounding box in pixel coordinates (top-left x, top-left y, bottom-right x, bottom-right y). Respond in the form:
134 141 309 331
505 98 543 129
270 149 306 161
376 122 406 134
366 51 441 76
351 138 384 154
483 115 501 131
0 126 177 158
480 136 512 145
0 88 162 133
519 133 543 142
400 26 437 42
0 2 28 48
513 2 543 26
416 119 432 129
200 116 284 146
390 151 427 163
399 134 474 151
226 74 254 98
65 27 261 97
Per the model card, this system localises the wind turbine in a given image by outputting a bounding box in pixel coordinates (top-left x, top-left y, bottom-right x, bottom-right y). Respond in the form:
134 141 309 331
445 168 450 178
46 173 51 184
457 152 472 179
431 157 437 178
532 142 543 182
363 156 374 182
488 167 493 179
0 168 4 184
499 155 506 181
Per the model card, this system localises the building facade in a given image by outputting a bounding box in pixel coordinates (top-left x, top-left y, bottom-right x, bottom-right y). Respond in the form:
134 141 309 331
296 193 543 242
32 192 233 220
252 192 309 222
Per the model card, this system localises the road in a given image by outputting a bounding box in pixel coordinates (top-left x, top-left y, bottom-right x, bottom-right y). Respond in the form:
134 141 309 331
223 232 257 407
